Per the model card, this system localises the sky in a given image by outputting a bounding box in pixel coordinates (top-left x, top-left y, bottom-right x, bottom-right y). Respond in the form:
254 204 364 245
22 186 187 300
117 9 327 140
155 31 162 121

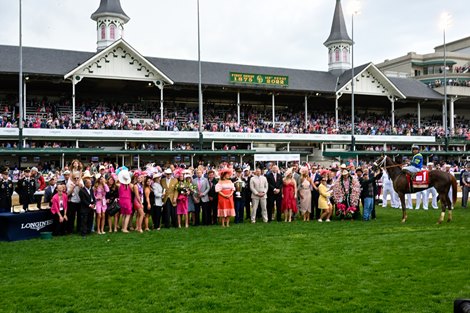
0 0 468 72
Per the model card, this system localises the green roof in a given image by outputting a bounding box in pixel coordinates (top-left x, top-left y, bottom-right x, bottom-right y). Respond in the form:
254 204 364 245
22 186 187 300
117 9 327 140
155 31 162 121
412 60 457 67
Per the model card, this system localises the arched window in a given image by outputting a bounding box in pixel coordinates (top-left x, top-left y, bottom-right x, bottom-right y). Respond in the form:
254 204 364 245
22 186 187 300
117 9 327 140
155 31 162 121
110 24 116 40
335 49 340 62
342 48 348 62
100 24 106 40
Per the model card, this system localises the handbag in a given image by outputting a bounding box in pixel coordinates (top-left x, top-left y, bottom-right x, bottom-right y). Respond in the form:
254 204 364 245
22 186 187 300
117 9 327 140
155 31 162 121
107 200 120 216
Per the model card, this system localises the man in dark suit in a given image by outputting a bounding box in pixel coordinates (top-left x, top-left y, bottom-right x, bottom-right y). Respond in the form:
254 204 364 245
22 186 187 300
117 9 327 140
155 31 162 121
43 177 57 207
243 167 252 220
310 165 322 220
79 178 96 237
207 170 218 225
266 165 283 222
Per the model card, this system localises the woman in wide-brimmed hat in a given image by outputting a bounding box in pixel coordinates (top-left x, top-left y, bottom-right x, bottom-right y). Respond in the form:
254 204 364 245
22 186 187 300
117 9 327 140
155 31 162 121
215 168 235 227
118 169 133 233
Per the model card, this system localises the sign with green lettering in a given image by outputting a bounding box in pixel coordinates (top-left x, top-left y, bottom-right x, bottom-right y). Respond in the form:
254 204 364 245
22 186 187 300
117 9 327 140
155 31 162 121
229 72 289 87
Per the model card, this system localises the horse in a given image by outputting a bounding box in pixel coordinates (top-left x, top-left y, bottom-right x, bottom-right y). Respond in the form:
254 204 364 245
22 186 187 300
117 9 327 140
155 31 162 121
373 156 457 224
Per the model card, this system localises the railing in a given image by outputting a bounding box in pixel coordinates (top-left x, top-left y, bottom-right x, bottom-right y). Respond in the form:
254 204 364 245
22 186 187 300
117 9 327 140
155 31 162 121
0 128 438 144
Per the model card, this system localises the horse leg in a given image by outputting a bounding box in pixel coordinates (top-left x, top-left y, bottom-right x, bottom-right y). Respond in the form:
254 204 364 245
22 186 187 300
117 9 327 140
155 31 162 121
446 194 453 223
437 192 446 224
399 193 407 223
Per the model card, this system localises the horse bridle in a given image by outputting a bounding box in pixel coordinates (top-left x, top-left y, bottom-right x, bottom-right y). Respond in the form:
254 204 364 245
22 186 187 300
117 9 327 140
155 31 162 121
373 157 402 170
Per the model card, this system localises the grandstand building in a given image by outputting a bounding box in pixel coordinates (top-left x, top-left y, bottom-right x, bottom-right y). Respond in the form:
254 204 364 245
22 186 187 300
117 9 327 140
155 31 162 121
377 36 470 134
0 0 466 169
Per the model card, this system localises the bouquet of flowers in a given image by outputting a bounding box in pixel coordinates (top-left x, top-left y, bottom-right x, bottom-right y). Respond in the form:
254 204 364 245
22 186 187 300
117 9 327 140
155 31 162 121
336 203 357 219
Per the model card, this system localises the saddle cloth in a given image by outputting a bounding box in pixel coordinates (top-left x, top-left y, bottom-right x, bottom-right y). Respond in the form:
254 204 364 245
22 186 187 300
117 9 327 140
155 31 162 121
407 170 429 189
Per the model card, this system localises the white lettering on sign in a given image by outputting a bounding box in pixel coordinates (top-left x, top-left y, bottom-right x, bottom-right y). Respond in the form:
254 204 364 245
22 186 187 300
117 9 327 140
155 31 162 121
21 220 54 231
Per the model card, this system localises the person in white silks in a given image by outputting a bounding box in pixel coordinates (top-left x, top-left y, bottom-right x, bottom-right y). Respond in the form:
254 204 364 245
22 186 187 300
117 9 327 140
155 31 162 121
424 162 439 209
381 170 397 208
443 164 454 209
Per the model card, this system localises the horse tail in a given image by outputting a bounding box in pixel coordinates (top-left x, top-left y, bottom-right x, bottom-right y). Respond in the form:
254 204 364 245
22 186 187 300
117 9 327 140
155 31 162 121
451 175 458 205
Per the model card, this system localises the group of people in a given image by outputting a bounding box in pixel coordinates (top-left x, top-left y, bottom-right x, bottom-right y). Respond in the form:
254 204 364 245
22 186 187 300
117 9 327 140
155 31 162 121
1 101 469 140
1 151 469 237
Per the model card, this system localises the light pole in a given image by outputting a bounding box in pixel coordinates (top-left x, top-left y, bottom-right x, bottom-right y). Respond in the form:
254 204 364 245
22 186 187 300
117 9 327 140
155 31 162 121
197 0 203 150
349 1 360 151
18 0 23 150
440 12 452 151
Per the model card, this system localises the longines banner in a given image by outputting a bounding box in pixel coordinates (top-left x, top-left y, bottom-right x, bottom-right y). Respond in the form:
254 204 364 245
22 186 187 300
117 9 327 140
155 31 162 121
229 72 289 87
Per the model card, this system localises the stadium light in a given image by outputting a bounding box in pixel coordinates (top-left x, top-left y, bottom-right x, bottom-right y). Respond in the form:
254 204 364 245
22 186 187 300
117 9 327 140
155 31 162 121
349 0 361 151
18 0 23 150
440 12 452 150
197 0 203 149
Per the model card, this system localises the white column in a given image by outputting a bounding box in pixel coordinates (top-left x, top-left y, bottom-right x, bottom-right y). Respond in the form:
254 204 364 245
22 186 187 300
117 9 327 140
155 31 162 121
237 91 241 125
335 95 339 129
61 153 65 169
417 102 421 129
137 154 140 169
450 97 455 131
272 93 275 125
160 85 164 126
287 142 290 152
72 81 76 124
121 156 125 166
170 140 173 151
304 95 308 129
390 97 395 129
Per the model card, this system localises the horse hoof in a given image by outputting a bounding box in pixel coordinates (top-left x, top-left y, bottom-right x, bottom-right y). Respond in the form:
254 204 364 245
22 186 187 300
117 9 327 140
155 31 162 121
437 220 442 225
447 219 452 223
401 219 406 223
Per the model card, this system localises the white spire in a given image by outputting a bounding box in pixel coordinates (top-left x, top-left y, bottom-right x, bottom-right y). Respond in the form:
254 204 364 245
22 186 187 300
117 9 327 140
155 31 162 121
91 0 130 51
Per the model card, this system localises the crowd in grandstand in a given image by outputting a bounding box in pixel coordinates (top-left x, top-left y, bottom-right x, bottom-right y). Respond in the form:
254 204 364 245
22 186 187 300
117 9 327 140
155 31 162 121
1 101 469 139
0 157 469 237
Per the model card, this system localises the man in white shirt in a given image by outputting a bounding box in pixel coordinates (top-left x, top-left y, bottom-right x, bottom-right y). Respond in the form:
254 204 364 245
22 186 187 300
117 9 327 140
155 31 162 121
424 162 439 209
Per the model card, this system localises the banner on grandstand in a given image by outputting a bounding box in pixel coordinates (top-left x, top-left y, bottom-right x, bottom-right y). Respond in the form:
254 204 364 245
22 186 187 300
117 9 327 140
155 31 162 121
254 154 300 163
229 72 289 87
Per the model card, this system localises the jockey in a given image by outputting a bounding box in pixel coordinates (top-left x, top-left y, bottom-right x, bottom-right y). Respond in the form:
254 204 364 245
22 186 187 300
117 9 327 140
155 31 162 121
402 145 423 179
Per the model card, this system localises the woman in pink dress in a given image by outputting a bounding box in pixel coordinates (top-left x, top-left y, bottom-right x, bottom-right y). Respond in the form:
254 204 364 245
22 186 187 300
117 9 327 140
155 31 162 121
118 169 133 233
176 174 190 228
50 184 68 236
94 174 110 234
215 168 235 227
281 168 298 222
132 172 145 233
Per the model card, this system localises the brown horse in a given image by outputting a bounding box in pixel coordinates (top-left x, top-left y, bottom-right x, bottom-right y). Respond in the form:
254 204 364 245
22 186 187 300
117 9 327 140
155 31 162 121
373 156 457 223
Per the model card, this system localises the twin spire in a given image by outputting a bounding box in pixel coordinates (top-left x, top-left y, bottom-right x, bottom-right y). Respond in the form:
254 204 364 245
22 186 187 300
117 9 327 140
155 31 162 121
91 0 130 51
324 0 353 76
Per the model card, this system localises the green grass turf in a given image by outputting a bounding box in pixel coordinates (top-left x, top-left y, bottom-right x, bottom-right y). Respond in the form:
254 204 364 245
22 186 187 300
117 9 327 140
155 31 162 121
1 206 469 313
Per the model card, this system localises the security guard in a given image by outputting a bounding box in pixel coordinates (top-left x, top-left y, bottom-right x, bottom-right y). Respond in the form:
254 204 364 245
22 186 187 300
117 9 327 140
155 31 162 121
15 168 37 211
0 167 13 213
